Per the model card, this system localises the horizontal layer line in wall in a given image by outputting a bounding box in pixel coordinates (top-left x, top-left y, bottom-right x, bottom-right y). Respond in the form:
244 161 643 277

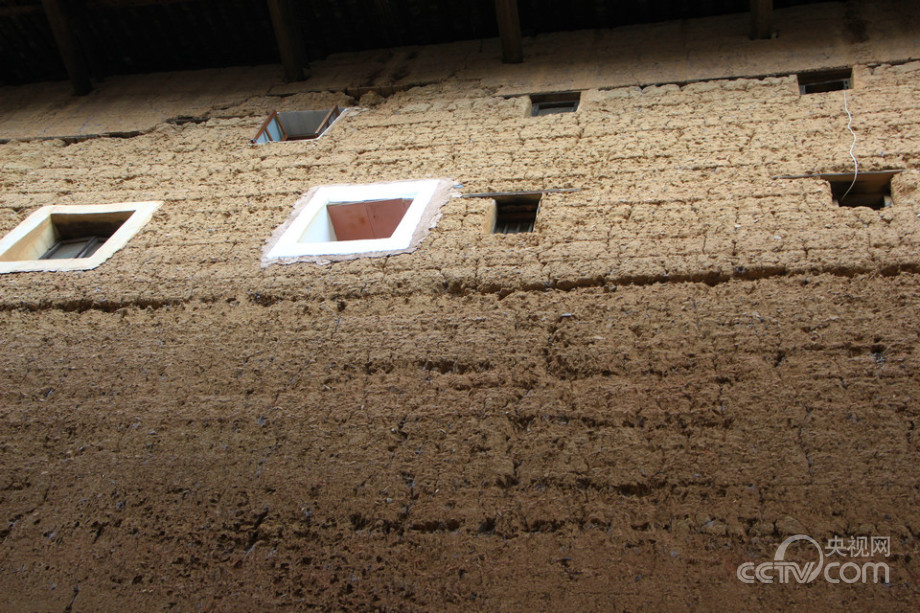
498 58 920 97
9 263 920 314
460 188 581 199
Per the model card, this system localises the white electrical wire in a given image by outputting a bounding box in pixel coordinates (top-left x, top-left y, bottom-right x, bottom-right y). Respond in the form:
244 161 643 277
841 89 859 201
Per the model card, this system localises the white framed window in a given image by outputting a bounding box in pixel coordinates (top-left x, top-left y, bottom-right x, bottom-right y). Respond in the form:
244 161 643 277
0 201 161 273
263 179 451 263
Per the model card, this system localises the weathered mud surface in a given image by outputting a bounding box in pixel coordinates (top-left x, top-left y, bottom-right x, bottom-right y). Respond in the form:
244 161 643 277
1 274 920 611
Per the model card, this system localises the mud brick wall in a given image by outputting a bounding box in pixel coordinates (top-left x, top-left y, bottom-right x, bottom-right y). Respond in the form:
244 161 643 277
2 9 920 613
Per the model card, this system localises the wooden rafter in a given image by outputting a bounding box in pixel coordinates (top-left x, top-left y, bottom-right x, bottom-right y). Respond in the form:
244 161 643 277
40 0 92 95
266 0 307 82
749 0 774 39
495 0 522 63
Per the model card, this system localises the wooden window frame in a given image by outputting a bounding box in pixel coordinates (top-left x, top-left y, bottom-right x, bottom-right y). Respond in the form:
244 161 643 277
252 107 341 143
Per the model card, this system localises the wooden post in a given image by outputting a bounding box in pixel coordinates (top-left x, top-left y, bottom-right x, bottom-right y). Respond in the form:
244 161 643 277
267 0 307 81
40 0 92 95
749 0 773 39
495 0 522 63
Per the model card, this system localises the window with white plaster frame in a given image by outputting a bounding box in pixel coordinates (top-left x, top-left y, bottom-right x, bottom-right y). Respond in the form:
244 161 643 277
0 202 161 273
263 179 451 263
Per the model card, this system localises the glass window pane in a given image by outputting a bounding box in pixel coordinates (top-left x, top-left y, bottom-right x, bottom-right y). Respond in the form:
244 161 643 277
266 117 283 142
43 238 92 259
82 237 105 257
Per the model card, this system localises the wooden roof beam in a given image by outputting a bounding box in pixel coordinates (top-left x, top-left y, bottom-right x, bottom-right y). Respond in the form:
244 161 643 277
495 0 522 63
266 0 307 81
749 0 774 39
41 0 92 95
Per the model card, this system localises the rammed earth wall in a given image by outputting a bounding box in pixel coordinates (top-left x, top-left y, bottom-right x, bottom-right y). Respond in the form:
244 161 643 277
1 2 920 610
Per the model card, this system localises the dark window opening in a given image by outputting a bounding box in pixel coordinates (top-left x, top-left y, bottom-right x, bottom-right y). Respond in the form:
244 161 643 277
822 171 898 210
326 198 412 241
493 194 540 234
797 68 852 95
40 213 129 260
252 107 340 143
530 92 580 116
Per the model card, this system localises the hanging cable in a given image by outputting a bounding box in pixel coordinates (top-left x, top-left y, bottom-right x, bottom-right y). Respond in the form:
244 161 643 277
841 89 859 201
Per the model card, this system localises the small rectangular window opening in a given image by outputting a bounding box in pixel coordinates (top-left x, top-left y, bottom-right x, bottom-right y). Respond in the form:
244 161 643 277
40 213 128 260
530 92 580 116
493 194 540 234
798 68 852 95
252 107 340 143
822 171 897 210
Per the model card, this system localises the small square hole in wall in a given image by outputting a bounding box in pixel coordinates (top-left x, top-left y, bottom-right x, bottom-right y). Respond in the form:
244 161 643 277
252 107 341 143
797 68 852 94
493 194 541 234
821 171 898 209
0 202 161 273
529 92 580 116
